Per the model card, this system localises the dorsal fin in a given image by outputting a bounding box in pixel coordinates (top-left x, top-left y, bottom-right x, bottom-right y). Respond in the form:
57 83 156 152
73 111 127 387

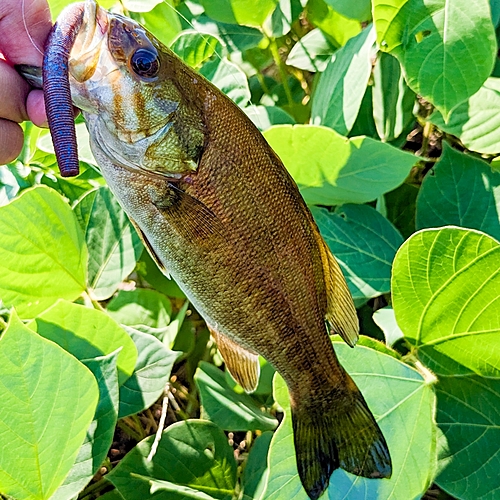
322 242 359 347
209 326 260 393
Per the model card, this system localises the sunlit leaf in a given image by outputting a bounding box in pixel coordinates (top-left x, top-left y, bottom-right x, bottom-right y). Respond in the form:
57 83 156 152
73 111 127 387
201 0 279 26
0 186 87 318
286 29 335 72
324 0 372 21
373 306 404 346
263 124 416 205
0 312 98 500
171 32 221 68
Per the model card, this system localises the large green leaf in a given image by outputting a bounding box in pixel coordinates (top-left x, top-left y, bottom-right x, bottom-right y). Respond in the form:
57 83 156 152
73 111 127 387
51 351 119 500
29 300 137 384
392 227 500 377
0 186 87 318
435 376 500 500
416 145 500 241
263 342 437 499
171 32 221 68
429 78 500 154
312 204 403 299
240 432 273 500
311 26 376 135
201 0 279 27
286 28 335 73
324 0 372 21
372 52 415 142
140 1 182 46
73 186 143 301
0 312 98 500
263 124 416 205
195 361 277 431
373 0 496 119
118 326 179 418
106 420 237 499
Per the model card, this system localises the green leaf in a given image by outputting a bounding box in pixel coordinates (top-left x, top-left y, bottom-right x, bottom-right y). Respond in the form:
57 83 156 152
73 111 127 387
306 0 361 47
149 479 220 498
47 0 115 19
372 52 415 142
312 204 403 299
243 105 295 131
435 376 500 500
429 77 500 154
118 326 179 418
263 124 416 205
122 0 163 11
384 182 418 239
73 186 143 300
264 343 437 499
106 420 237 500
392 227 500 377
0 186 87 318
195 361 278 431
171 32 221 68
107 288 172 330
324 0 372 21
200 57 251 107
240 432 273 500
51 351 119 500
286 29 335 72
373 306 404 346
416 145 500 241
29 300 137 384
201 0 279 26
266 0 302 37
311 26 376 135
140 1 182 47
0 312 98 500
373 0 496 119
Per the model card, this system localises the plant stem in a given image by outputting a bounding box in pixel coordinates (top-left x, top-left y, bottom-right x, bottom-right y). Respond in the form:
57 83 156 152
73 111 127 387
268 37 294 107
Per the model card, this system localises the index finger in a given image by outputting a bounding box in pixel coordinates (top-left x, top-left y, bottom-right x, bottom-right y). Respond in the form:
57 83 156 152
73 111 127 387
0 0 52 66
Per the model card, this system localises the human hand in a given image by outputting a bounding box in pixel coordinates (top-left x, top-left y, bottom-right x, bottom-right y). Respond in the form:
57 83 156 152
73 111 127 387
0 0 51 164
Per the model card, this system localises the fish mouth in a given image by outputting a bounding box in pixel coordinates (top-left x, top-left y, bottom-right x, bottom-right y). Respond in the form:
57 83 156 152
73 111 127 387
68 0 110 83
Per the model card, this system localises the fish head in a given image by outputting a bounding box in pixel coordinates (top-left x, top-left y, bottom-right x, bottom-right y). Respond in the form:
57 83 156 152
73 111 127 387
66 0 206 177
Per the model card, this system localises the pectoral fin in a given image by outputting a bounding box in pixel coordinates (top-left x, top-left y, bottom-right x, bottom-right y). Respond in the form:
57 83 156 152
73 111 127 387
323 243 359 347
209 326 260 393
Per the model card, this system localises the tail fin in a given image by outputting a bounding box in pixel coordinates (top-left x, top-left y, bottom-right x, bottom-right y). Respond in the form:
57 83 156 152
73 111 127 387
291 376 392 499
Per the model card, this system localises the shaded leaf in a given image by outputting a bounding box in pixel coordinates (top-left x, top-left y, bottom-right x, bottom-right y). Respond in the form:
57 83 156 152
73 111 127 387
373 0 496 119
106 420 237 500
240 432 273 500
311 26 376 135
29 300 137 384
264 124 416 205
73 186 143 300
392 227 500 377
0 186 87 318
118 326 179 418
0 312 98 499
195 361 278 431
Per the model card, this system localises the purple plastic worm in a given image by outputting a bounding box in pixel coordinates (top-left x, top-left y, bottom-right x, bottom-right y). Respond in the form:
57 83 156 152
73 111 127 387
42 4 85 177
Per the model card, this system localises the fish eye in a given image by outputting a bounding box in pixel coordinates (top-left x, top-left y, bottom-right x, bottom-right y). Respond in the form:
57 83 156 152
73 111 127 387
130 49 160 79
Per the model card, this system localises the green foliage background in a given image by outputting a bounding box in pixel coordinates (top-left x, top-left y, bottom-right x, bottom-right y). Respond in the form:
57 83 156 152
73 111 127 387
1 0 499 499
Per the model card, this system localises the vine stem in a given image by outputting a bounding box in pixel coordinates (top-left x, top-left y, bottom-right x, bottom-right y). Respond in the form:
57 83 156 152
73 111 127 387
268 37 294 107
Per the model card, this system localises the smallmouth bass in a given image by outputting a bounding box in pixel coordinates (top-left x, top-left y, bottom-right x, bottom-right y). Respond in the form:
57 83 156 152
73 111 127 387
31 1 392 497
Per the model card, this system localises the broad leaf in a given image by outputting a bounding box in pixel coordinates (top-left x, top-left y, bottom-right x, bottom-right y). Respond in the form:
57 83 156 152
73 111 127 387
106 420 237 500
324 0 372 21
243 106 295 131
373 0 496 119
171 32 221 68
429 77 500 154
0 186 87 317
118 326 179 418
312 204 403 299
311 26 376 135
51 352 119 500
29 300 137 384
392 227 500 377
240 432 273 500
266 0 303 37
263 124 416 205
372 306 404 346
435 376 500 500
141 1 182 46
286 29 335 72
73 186 143 301
0 312 98 499
201 0 279 27
263 343 437 500
372 52 415 142
416 145 500 241
195 361 278 431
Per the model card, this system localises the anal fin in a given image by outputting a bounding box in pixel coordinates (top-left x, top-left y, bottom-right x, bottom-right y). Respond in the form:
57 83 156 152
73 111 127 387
209 326 260 393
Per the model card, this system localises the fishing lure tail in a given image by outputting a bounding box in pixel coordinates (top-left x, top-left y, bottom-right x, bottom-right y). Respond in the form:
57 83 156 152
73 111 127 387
291 375 392 499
